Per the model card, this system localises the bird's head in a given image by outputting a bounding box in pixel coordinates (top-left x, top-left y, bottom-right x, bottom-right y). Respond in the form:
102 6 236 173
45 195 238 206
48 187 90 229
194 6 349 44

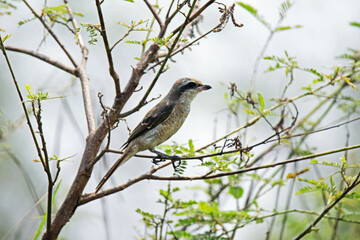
169 77 212 103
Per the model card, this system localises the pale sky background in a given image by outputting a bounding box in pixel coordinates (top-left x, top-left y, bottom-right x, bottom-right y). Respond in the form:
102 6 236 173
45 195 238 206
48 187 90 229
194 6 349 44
1 0 360 239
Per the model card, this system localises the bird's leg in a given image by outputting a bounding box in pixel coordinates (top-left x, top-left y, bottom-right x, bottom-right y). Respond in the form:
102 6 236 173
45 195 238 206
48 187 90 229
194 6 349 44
150 149 181 170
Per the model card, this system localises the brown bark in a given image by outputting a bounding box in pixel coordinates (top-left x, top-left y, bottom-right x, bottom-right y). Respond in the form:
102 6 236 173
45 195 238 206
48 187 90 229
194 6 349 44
42 43 159 240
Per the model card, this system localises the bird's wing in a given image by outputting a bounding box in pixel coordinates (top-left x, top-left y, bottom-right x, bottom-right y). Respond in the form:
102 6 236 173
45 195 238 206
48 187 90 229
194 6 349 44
122 100 175 149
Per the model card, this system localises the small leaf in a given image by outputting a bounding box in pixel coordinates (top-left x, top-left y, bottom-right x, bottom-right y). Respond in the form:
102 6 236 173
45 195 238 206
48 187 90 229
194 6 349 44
237 2 271 30
275 25 302 32
188 139 195 156
1 34 11 42
341 75 357 90
329 175 335 188
125 40 142 45
340 155 347 165
350 22 360 28
257 92 265 111
286 168 309 179
228 186 244 199
237 2 257 15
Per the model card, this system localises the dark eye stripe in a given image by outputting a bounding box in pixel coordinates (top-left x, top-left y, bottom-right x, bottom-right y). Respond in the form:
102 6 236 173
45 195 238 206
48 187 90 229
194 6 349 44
180 82 198 92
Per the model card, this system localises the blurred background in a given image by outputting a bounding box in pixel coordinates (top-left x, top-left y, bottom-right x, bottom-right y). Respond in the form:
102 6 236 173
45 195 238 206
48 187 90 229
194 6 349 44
1 0 360 239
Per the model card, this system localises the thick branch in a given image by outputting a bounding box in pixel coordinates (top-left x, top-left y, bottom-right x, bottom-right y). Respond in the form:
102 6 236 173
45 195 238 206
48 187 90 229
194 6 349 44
43 40 160 240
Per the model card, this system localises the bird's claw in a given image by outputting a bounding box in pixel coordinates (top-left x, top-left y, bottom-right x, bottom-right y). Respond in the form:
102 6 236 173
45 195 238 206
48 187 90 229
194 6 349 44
171 156 181 171
151 153 181 171
152 157 166 165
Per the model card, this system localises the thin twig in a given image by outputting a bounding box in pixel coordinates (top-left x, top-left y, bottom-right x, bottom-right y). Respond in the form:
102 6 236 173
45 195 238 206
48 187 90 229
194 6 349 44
66 0 97 133
120 0 199 118
144 0 164 29
4 45 77 76
196 75 350 152
171 0 216 36
94 93 113 162
33 99 53 234
80 144 360 203
95 0 121 96
148 22 222 71
22 0 78 67
295 172 360 240
105 116 360 162
0 35 46 172
79 162 172 204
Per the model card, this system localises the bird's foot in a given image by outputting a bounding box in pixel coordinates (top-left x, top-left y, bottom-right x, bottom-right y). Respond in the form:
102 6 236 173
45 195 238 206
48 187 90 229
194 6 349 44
169 155 181 171
150 149 181 171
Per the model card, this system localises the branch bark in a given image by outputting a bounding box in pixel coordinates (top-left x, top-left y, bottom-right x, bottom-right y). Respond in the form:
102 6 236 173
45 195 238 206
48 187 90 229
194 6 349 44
78 144 360 204
4 45 76 76
23 0 78 67
42 43 160 240
95 0 121 97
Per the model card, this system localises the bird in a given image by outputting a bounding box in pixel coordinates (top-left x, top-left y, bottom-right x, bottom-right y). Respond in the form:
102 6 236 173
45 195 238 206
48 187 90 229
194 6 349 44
95 77 212 192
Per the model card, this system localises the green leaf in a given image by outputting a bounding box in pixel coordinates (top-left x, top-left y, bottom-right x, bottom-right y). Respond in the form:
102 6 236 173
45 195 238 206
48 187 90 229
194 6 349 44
237 2 258 16
125 40 142 45
340 155 347 166
237 2 271 30
310 159 318 164
243 109 255 115
1 34 11 42
275 25 302 32
350 22 360 28
304 68 324 80
228 186 244 199
296 186 319 195
329 175 335 189
346 192 360 201
188 139 195 156
279 0 292 18
257 92 265 111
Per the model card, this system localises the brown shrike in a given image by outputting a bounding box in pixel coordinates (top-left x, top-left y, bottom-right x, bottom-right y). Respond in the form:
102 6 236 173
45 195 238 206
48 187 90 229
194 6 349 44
96 77 211 192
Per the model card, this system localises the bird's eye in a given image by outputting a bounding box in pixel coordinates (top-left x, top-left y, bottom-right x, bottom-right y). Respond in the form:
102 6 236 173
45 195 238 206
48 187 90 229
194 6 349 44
186 82 197 89
179 81 198 93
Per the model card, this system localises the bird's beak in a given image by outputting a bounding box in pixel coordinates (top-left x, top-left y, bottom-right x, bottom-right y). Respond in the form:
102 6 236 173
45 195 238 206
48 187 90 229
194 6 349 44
198 84 212 91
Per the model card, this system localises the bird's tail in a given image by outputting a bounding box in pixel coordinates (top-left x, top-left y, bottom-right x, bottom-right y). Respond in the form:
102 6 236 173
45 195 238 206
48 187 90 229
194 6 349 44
95 148 135 193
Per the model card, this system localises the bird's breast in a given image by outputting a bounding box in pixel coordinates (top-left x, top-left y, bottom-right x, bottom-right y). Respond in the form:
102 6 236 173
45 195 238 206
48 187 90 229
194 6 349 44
137 103 191 151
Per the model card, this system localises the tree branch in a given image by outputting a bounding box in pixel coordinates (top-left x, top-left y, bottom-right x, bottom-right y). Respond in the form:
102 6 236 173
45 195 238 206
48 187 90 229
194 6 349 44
65 0 96 133
43 37 161 240
295 172 360 240
4 45 76 76
79 144 360 204
22 0 78 67
196 74 351 152
95 0 121 97
119 0 198 118
144 0 164 29
171 0 215 36
79 162 171 205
